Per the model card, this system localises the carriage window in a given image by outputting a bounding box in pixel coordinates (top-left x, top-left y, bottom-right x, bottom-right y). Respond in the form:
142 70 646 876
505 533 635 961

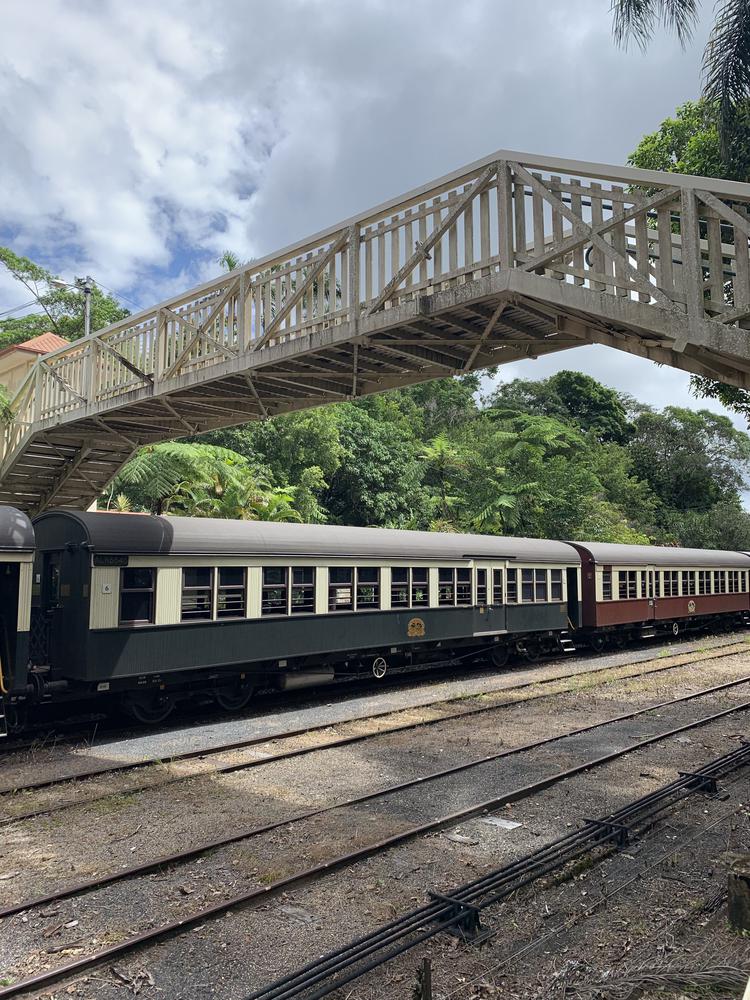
412 568 429 606
291 567 315 614
640 572 647 598
492 569 503 604
391 568 409 607
476 569 487 605
663 571 679 597
181 567 214 621
120 567 155 625
743 572 748 593
262 567 288 616
329 567 354 611
682 571 696 596
506 568 518 603
438 568 455 606
456 569 472 606
550 569 563 601
534 569 548 602
356 568 380 609
698 570 710 595
602 570 612 601
715 570 727 594
618 571 627 600
654 572 661 597
217 567 246 619
729 570 739 594
521 569 534 602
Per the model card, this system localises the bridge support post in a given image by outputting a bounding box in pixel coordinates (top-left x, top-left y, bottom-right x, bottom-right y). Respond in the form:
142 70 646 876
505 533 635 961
496 160 514 271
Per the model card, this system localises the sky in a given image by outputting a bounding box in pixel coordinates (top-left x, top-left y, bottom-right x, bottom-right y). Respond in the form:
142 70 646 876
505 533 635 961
0 0 742 426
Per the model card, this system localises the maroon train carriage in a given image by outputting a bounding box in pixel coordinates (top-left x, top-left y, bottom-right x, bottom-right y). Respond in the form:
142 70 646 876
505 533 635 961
567 542 750 649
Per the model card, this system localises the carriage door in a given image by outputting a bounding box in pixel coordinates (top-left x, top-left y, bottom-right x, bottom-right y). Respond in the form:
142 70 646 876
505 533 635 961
30 551 62 667
646 566 656 620
566 568 580 628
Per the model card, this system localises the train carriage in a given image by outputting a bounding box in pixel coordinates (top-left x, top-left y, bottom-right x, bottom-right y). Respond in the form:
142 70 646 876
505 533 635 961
0 506 35 731
26 511 580 722
568 541 750 645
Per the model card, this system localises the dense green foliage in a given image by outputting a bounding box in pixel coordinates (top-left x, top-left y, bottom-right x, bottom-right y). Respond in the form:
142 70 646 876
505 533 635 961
107 371 750 547
0 246 128 350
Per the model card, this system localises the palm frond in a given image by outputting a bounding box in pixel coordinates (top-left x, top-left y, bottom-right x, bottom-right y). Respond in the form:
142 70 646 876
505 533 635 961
612 0 698 50
702 0 750 159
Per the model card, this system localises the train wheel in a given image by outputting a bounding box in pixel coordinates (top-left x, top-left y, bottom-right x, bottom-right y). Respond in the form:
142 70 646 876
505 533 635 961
5 703 28 734
121 692 174 725
589 634 606 653
522 642 541 662
214 682 254 712
490 645 510 668
671 622 680 637
372 656 388 679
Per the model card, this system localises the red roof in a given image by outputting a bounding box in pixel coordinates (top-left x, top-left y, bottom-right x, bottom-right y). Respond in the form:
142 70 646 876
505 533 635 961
0 332 69 360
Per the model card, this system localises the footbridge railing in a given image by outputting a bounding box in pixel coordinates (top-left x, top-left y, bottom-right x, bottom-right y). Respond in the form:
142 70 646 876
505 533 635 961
2 149 750 511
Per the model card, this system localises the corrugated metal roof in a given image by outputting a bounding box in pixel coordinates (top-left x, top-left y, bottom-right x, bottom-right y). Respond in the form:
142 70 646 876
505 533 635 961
0 332 69 360
0 505 35 551
32 511 579 563
570 541 750 569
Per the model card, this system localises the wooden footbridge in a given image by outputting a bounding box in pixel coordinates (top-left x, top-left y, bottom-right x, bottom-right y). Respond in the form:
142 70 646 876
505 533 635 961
2 149 750 513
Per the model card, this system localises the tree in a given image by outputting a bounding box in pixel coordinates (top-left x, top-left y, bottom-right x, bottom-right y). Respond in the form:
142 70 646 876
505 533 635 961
203 408 343 486
0 384 12 425
0 246 129 348
488 370 633 443
611 0 750 159
628 406 750 513
661 499 750 548
325 406 428 527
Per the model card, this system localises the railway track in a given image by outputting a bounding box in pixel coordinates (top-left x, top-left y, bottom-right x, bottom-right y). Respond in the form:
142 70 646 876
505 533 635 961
1 639 748 825
244 742 750 1000
1 679 749 998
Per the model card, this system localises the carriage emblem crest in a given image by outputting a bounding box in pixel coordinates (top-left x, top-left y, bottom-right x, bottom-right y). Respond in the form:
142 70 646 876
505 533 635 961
687 599 696 614
407 617 426 637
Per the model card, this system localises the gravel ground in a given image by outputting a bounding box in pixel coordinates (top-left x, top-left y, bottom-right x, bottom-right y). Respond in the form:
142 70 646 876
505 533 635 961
14 716 746 1000
1 647 750 998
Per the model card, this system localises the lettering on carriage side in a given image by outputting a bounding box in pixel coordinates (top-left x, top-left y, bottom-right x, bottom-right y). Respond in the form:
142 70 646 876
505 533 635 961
688 599 696 614
407 617 426 638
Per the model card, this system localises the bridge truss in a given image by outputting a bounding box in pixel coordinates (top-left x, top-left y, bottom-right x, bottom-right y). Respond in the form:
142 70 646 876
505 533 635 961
2 149 750 513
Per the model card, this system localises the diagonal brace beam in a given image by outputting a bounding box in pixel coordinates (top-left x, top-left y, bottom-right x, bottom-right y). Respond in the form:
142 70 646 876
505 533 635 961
511 162 675 310
162 276 241 379
98 340 154 385
253 231 350 350
40 361 88 404
368 163 498 315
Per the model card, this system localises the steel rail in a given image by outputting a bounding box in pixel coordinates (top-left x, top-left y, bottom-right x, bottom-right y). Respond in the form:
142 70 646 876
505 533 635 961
0 697 748 999
2 638 745 806
3 670 750 922
246 743 750 1000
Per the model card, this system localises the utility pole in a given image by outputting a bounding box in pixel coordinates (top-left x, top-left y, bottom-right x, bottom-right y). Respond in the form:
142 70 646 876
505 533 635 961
76 277 93 338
